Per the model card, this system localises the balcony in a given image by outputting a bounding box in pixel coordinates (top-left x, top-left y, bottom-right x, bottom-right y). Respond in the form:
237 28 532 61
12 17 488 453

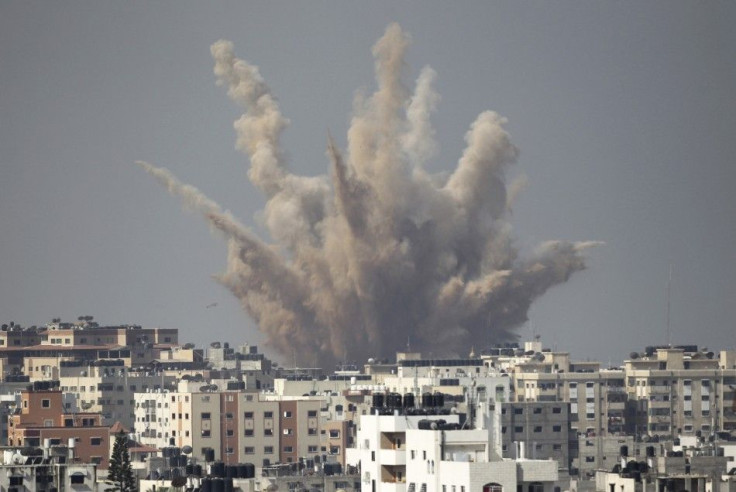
379 449 406 466
379 483 406 492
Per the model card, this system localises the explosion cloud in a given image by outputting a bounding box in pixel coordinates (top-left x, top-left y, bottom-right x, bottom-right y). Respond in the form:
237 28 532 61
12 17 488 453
138 23 597 367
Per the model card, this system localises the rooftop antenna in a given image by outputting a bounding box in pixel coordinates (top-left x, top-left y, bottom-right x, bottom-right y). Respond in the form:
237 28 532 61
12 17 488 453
406 336 411 352
666 263 673 347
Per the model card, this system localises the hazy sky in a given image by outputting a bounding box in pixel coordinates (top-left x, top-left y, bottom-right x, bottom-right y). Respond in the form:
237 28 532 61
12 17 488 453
2 1 734 365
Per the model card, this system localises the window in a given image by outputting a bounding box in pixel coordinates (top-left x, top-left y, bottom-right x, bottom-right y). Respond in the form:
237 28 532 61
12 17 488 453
514 426 523 433
227 430 234 437
552 407 561 414
264 411 273 418
284 446 293 453
91 437 102 446
264 429 273 436
330 446 340 454
514 408 523 415
308 410 317 417
245 447 255 454
308 445 318 453
244 429 254 437
202 430 211 437
42 399 51 408
244 412 254 419
329 429 340 438
201 412 211 419
264 446 273 454
553 425 562 432
283 411 292 418
226 447 234 455
283 428 293 435
533 426 542 433
225 413 233 420
533 407 542 414
70 474 85 484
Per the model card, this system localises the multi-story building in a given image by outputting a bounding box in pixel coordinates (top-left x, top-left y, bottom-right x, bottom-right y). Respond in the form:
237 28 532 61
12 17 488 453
58 359 176 427
134 389 323 468
347 397 559 492
0 447 98 492
623 347 736 439
7 386 112 468
500 401 572 471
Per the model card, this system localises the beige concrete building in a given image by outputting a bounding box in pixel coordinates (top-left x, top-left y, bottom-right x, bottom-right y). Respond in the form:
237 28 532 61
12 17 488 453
623 347 736 439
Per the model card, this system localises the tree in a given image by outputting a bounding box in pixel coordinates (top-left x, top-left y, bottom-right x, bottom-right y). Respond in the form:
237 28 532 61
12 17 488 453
107 431 137 492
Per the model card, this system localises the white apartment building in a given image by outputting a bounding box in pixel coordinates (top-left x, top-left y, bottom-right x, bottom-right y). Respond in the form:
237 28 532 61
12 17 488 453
58 361 175 428
347 404 558 492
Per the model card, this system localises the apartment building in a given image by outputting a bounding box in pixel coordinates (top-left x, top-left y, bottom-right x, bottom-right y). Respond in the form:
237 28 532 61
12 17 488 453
58 359 176 428
347 408 558 492
507 348 627 438
500 401 572 470
7 387 112 468
0 320 180 370
623 347 736 439
134 389 323 468
0 448 98 492
134 389 221 462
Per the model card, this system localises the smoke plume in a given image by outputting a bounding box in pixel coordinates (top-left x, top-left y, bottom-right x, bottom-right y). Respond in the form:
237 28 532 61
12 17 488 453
139 23 597 366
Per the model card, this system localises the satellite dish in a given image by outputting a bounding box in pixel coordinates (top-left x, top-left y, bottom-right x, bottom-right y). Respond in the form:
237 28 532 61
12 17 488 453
12 453 24 465
181 445 193 455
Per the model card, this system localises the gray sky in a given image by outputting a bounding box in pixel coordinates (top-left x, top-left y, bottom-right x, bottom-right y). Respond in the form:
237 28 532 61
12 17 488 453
2 1 735 365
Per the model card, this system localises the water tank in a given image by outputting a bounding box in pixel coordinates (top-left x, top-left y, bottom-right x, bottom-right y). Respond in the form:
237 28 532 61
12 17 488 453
226 465 238 479
185 464 194 476
422 393 433 407
224 478 234 492
433 393 445 408
646 446 655 458
244 463 255 479
211 461 225 477
403 393 415 408
388 393 402 408
372 393 384 408
212 478 224 492
201 479 212 492
194 464 203 477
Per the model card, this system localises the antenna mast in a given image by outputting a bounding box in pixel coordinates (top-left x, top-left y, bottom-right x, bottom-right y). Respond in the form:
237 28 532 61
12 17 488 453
666 263 672 347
